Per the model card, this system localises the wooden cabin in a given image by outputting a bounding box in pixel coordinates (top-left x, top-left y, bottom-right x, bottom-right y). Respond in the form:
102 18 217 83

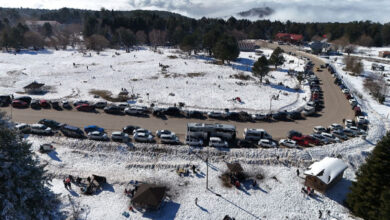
23 81 45 94
304 157 347 193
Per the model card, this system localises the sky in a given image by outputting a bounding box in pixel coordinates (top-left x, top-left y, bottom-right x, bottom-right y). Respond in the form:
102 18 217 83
0 0 388 23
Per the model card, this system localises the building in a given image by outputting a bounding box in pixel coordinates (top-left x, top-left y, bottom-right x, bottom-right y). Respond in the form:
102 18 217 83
238 40 259 51
275 33 304 44
23 81 45 94
379 51 390 58
131 184 166 211
309 41 330 55
304 157 348 193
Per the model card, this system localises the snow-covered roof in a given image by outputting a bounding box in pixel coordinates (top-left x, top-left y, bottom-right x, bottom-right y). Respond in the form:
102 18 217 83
304 157 347 184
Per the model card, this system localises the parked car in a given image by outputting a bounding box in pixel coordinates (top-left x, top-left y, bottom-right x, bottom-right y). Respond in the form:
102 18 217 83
15 96 32 105
62 100 72 109
331 130 349 140
15 123 31 133
156 130 174 138
38 119 63 129
244 128 272 142
345 119 354 127
165 107 181 116
302 135 320 145
61 125 84 138
0 95 12 106
73 100 89 107
104 105 123 115
133 130 154 143
160 134 180 144
30 124 52 135
313 126 326 134
76 104 95 112
251 113 267 121
349 126 366 135
111 131 130 142
30 99 41 109
94 101 107 109
342 89 350 94
356 116 369 125
84 125 104 134
272 112 288 121
320 132 340 143
118 103 129 111
39 99 50 108
185 136 203 146
302 106 316 116
237 139 256 148
291 136 310 147
329 123 343 131
50 100 61 110
123 125 140 135
124 106 146 116
88 131 109 141
258 139 277 148
343 128 358 137
12 100 28 108
288 111 302 120
310 134 330 145
278 139 297 148
152 107 166 118
39 144 54 153
209 137 228 148
185 110 205 119
288 130 302 139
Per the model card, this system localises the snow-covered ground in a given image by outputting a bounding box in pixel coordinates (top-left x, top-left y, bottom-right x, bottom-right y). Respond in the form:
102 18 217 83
0 47 309 113
354 46 390 58
19 47 390 219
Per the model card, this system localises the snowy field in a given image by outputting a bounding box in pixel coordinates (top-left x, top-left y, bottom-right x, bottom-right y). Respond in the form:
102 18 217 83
354 46 390 58
0 47 309 113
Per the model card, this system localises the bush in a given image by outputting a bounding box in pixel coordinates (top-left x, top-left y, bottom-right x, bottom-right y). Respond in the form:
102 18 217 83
344 56 363 75
363 76 388 103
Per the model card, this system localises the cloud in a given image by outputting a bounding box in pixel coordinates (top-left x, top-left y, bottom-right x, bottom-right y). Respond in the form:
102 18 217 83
0 0 388 23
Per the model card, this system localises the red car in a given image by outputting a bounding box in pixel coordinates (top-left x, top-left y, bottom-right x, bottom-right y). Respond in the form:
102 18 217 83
354 106 362 116
40 99 50 108
302 135 320 145
291 136 310 147
76 104 95 112
12 100 28 108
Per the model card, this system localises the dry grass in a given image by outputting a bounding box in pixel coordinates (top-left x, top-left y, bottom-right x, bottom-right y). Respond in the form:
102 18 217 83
167 55 178 59
187 72 206 78
230 72 255 81
89 89 128 102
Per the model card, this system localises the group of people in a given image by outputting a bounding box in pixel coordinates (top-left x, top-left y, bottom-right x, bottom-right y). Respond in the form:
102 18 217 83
301 186 315 196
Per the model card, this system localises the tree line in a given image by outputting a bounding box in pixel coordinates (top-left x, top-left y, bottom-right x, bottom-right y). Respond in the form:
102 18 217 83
0 7 389 59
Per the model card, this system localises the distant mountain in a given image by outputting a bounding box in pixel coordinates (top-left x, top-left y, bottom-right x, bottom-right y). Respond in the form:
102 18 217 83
237 7 274 19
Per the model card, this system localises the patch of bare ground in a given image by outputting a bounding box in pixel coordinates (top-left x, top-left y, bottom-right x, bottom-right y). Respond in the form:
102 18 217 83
89 89 129 102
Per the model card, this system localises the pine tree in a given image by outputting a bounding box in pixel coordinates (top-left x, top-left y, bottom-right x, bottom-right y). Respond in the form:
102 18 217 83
269 47 285 69
212 35 239 64
0 115 62 219
252 56 269 83
346 132 390 220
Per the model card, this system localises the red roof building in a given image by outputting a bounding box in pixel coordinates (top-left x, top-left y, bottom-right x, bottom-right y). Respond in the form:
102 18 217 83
275 33 303 44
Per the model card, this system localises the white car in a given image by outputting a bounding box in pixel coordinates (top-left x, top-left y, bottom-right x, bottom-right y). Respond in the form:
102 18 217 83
343 128 358 137
356 116 369 125
133 131 154 143
252 114 266 120
208 111 227 119
209 137 228 148
311 134 330 145
331 130 348 140
349 99 358 106
185 136 203 146
302 106 316 116
88 131 109 141
329 123 343 131
279 139 297 148
160 134 180 144
156 130 174 138
133 128 153 136
111 131 129 142
15 123 31 133
345 119 354 127
320 132 340 143
349 126 366 135
258 139 277 148
342 89 350 94
30 124 52 135
313 126 326 134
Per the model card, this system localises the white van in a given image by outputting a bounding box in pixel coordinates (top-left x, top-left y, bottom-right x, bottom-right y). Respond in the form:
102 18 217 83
243 128 272 141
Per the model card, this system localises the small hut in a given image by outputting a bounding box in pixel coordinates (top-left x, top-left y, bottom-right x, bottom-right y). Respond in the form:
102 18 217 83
304 157 347 193
23 81 45 94
131 184 166 211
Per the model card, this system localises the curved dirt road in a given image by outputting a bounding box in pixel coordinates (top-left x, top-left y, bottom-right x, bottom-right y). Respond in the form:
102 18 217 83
2 47 354 140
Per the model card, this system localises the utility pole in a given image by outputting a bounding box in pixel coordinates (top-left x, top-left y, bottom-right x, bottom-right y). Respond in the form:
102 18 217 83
206 156 209 190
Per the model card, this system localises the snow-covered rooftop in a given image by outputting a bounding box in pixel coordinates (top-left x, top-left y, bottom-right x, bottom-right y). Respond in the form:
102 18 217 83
304 157 348 184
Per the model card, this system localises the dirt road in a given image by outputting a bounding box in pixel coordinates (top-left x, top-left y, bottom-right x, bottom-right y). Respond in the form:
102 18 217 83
2 47 354 140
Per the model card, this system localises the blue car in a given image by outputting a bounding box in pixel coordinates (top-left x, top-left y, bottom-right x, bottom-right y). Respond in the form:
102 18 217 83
84 125 104 133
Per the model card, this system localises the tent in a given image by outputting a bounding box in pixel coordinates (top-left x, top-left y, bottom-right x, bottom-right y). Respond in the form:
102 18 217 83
131 184 166 210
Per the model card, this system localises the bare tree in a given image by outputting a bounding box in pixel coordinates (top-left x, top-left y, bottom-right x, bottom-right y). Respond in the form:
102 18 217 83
86 34 109 52
356 34 374 47
344 44 356 55
344 56 363 75
148 29 166 49
135 31 147 45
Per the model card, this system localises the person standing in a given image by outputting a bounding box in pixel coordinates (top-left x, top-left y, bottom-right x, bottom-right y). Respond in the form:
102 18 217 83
195 198 198 205
296 169 300 176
